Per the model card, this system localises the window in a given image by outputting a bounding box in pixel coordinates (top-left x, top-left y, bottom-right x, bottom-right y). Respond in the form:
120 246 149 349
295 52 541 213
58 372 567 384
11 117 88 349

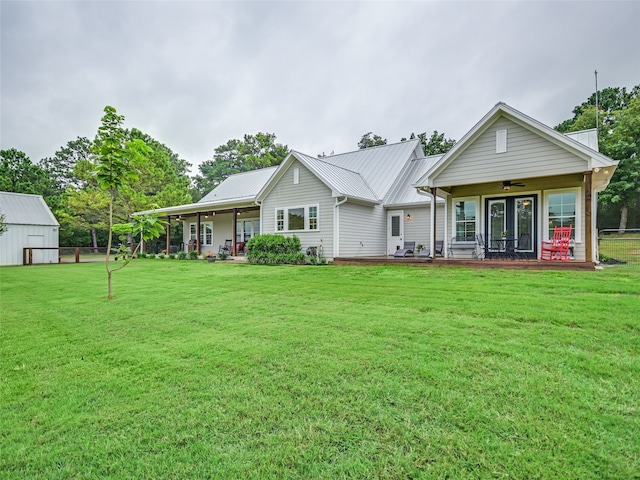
276 209 285 231
189 222 213 245
454 199 477 241
275 205 319 232
547 191 576 239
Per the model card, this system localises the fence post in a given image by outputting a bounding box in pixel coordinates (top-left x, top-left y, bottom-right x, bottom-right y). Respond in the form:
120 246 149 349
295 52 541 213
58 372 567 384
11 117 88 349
29 248 33 265
75 248 80 263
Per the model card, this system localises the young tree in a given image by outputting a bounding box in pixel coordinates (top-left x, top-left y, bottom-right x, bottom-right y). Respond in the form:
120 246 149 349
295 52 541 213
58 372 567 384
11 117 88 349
91 106 153 299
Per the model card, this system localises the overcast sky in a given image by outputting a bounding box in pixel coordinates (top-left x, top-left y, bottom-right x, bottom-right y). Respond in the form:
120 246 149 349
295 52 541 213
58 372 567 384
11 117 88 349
1 1 638 174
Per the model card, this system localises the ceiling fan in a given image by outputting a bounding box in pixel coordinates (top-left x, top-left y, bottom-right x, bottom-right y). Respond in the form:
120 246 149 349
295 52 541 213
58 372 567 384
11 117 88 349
502 180 525 191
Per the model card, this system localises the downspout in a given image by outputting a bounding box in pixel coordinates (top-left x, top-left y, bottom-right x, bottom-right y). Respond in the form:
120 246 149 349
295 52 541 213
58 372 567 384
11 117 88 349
333 196 348 258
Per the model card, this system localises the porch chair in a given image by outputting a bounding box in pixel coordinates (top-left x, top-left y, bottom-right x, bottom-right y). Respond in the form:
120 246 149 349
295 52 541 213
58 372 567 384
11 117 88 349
417 240 443 259
473 234 486 260
218 239 232 255
540 226 572 261
394 241 415 258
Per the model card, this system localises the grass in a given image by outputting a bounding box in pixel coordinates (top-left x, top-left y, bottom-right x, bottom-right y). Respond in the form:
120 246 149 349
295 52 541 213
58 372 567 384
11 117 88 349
1 261 639 479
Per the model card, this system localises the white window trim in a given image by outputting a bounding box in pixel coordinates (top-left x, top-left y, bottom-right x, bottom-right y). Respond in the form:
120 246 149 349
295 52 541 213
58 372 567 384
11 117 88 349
189 221 214 246
543 187 581 243
275 205 320 232
451 196 479 242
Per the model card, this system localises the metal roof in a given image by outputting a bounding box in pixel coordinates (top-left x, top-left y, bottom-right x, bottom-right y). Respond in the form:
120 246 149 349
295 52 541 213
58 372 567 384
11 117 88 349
291 152 379 202
386 156 444 206
199 166 278 203
0 191 59 226
317 139 423 199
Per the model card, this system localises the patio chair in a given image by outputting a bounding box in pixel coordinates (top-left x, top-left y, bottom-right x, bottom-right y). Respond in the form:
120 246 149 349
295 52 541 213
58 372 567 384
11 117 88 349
540 226 572 261
394 241 415 257
218 239 232 255
473 234 486 260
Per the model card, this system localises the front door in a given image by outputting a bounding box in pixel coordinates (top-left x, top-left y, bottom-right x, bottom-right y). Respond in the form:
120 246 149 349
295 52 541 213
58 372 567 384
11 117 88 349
387 210 404 255
486 196 536 258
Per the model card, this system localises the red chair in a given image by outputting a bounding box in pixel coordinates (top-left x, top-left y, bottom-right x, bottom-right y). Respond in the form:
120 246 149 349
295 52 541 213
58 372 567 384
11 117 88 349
540 226 573 261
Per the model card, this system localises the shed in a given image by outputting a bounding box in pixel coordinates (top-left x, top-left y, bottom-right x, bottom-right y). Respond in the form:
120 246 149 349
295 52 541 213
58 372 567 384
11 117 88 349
0 191 59 265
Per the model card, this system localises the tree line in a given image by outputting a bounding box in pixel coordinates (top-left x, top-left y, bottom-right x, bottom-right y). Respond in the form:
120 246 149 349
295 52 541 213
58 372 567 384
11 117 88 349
1 86 638 247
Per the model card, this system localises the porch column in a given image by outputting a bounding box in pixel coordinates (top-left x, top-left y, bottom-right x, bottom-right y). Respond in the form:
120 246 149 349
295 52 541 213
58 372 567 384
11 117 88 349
232 208 238 256
584 170 593 262
166 216 171 254
431 187 438 263
196 212 201 255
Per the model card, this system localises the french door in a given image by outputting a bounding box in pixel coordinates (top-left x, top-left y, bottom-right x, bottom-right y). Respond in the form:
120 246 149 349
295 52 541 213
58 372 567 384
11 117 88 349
486 196 536 258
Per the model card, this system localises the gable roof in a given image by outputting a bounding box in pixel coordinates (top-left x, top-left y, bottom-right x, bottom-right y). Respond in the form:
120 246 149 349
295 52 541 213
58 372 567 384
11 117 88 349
258 139 423 204
0 191 59 226
415 102 618 188
386 155 444 206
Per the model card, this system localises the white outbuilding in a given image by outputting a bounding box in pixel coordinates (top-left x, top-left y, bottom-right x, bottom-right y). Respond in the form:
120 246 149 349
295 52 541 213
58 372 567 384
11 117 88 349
0 191 59 266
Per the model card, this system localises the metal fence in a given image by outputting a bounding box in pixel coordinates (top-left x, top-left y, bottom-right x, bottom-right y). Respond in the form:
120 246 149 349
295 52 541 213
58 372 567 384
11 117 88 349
598 229 640 266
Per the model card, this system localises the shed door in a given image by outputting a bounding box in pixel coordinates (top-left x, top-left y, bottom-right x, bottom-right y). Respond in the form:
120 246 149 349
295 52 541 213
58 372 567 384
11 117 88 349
27 235 44 264
387 211 404 255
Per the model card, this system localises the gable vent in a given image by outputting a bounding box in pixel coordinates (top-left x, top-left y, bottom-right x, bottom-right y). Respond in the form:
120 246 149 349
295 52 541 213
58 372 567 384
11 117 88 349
496 129 507 153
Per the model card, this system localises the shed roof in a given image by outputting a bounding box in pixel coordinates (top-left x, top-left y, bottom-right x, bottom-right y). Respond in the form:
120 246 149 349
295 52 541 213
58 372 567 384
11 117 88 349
0 191 59 226
199 166 278 204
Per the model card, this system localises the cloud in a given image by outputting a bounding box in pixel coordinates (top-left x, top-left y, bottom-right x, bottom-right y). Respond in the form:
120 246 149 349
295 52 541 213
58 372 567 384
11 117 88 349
1 0 638 175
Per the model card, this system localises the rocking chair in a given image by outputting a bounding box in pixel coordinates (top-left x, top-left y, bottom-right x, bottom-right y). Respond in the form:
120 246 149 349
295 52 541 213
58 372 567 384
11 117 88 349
540 226 572 261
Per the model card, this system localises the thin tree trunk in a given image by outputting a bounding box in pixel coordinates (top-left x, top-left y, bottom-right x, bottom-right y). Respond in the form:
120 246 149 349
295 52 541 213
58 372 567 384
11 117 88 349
618 204 628 235
92 228 99 254
106 189 114 299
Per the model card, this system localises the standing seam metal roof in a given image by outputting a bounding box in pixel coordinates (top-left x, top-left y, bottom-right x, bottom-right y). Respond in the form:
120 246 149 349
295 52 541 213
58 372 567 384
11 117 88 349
0 191 59 226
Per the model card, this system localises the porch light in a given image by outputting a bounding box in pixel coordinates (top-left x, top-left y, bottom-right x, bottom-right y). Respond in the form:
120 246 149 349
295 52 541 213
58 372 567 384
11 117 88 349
502 184 511 191
406 213 411 220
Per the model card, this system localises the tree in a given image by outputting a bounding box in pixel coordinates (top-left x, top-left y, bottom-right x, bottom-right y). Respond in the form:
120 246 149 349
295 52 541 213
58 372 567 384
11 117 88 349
403 130 456 156
91 105 153 299
596 97 640 231
41 137 94 191
0 149 54 196
195 132 288 196
555 85 640 231
358 132 387 149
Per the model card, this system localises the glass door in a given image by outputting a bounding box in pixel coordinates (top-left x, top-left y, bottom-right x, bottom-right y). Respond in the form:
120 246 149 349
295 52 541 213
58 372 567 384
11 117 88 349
486 196 537 258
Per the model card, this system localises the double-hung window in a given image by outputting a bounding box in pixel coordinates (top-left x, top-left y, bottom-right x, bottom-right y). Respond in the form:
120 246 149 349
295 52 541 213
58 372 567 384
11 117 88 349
454 198 477 241
546 190 578 240
275 205 319 232
189 222 213 245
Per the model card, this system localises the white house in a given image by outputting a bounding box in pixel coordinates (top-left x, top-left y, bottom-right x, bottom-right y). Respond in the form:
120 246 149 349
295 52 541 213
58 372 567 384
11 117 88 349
0 192 59 266
137 102 618 264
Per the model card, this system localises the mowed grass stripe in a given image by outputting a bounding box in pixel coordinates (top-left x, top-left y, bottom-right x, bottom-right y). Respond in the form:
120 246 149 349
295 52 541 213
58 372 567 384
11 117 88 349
1 262 638 478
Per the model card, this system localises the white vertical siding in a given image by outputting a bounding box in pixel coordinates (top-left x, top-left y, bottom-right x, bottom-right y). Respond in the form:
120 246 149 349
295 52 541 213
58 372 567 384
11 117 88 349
435 117 588 186
261 159 335 259
0 224 59 265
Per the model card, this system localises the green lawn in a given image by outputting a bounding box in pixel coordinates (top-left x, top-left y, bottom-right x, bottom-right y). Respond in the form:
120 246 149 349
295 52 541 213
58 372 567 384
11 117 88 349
1 261 639 479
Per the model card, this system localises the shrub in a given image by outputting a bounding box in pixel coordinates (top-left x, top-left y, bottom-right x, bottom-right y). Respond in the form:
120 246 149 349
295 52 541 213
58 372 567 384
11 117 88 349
137 252 147 259
158 253 166 259
168 253 175 260
188 250 198 260
177 251 187 260
217 251 229 260
246 234 305 265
